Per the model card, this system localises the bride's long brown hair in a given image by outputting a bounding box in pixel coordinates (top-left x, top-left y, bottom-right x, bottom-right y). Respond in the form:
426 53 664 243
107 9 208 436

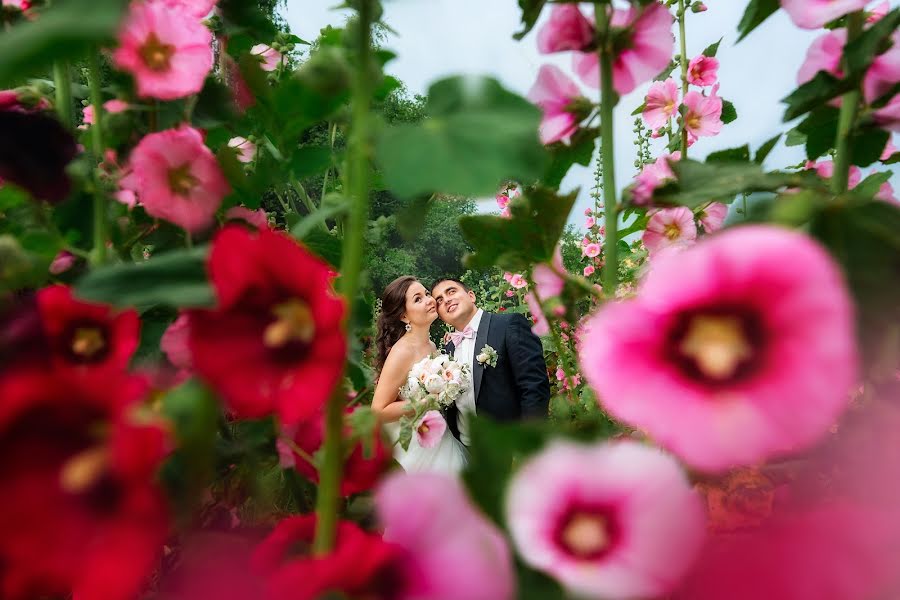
375 275 418 371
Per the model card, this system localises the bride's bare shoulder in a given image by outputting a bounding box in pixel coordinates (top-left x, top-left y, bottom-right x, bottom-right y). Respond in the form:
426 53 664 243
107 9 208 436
384 338 417 368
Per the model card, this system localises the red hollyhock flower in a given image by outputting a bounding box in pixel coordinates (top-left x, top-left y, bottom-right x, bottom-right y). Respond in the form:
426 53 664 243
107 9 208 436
189 226 346 424
0 368 169 600
36 284 140 372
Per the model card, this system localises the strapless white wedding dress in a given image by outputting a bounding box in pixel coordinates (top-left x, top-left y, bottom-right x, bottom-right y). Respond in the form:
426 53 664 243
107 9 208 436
384 417 468 475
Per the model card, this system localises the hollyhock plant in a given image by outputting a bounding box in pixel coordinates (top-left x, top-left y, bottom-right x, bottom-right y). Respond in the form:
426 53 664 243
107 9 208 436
228 136 256 163
642 78 680 129
579 226 857 472
584 265 595 276
112 0 214 100
0 368 169 600
36 284 140 373
509 273 528 289
698 202 728 233
189 226 346 424
631 152 680 205
537 4 594 54
526 293 550 336
415 411 447 449
682 85 723 139
251 44 282 72
527 64 587 145
81 99 130 128
687 55 719 87
573 1 674 95
505 440 705 599
642 206 697 256
129 126 230 233
781 0 870 30
584 242 601 258
531 247 566 300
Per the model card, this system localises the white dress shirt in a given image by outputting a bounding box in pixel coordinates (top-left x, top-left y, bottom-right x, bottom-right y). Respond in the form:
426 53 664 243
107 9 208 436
452 309 483 446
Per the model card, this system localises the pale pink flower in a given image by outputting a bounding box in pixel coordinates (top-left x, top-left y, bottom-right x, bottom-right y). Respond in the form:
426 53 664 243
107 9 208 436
632 151 680 205
505 440 705 599
48 250 76 275
161 312 193 371
116 169 140 208
873 95 900 131
130 126 230 232
250 43 282 72
579 226 858 472
81 99 130 128
509 274 528 289
782 0 870 29
797 29 846 85
867 0 890 23
876 180 897 203
687 55 719 87
573 2 674 95
500 206 512 218
583 265 595 277
584 208 592 216
156 0 216 17
585 215 596 228
227 136 256 163
581 236 591 247
537 4 594 54
503 271 514 282
806 159 862 188
505 290 516 298
527 64 585 145
225 205 269 229
376 472 515 600
698 202 728 233
642 206 697 256
415 411 447 449
583 242 601 258
682 85 723 139
112 0 214 100
532 246 566 299
496 193 510 209
642 78 680 129
881 138 897 160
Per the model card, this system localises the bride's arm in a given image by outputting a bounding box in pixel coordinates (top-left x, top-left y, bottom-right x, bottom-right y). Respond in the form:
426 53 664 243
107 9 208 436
372 345 416 424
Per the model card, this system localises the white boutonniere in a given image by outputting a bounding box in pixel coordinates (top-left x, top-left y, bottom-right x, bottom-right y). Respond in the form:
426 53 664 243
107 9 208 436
476 344 498 368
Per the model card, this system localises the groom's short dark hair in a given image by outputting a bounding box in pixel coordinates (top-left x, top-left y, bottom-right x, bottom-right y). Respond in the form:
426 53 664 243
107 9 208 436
431 277 470 293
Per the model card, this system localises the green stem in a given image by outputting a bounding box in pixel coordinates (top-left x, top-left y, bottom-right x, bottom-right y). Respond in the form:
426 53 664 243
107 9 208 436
677 0 689 157
291 177 317 215
831 11 864 194
596 3 619 297
52 61 73 130
313 0 374 556
86 51 107 266
321 121 338 200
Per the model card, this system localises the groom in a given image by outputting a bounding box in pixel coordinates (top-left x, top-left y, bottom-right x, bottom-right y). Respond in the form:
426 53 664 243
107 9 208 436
431 278 550 447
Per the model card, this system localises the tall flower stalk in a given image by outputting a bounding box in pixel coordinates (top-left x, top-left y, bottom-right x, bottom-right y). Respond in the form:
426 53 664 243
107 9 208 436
676 0 689 156
596 2 619 296
52 61 73 129
87 51 107 266
831 11 864 194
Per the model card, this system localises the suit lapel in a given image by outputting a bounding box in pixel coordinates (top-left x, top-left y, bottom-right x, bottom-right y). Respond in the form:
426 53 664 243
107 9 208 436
473 311 491 402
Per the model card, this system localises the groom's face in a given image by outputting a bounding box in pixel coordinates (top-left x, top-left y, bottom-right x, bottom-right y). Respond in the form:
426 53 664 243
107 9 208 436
432 280 478 329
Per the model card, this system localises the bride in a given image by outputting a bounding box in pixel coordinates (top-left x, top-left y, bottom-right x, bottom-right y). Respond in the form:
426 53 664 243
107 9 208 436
372 275 468 474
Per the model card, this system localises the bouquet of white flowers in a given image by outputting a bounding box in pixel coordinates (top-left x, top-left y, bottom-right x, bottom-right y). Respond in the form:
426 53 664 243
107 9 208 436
397 354 470 450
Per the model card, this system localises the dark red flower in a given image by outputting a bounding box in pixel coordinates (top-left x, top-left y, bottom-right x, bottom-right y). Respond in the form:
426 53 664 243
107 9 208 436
0 291 46 374
36 284 140 373
0 368 169 600
189 226 346 424
0 110 78 203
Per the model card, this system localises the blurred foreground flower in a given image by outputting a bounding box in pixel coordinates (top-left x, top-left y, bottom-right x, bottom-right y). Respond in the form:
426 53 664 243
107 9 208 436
0 110 77 203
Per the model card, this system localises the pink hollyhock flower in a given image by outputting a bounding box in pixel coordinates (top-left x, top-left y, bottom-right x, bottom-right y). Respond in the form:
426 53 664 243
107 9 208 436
226 205 269 229
583 265 595 276
881 138 897 160
376 472 516 600
509 274 528 289
642 206 697 255
161 312 192 371
505 440 705 599
642 78 680 129
698 202 728 233
573 2 674 95
156 0 217 17
583 243 601 258
585 215 596 228
527 64 585 145
687 55 719 87
503 271 514 282
537 4 595 54
797 29 846 86
532 246 565 300
579 226 857 472
415 411 447 449
500 206 512 218
632 151 680 205
251 44 282 72
80 99 130 128
584 208 592 216
782 0 870 29
525 293 549 336
496 193 510 209
873 95 900 131
129 126 230 232
682 85 723 139
48 250 76 275
806 159 862 188
555 367 566 381
876 180 897 202
867 0 890 23
227 136 256 163
505 290 516 298
112 0 214 100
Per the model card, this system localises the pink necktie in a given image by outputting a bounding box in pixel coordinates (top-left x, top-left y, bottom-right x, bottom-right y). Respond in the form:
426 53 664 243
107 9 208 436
449 326 475 346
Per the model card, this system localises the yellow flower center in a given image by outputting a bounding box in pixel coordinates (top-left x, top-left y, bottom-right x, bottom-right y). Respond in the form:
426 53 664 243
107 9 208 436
263 299 315 348
59 446 108 494
418 423 430 435
680 314 753 381
139 33 175 72
664 223 682 240
167 164 198 196
561 513 609 558
71 327 106 359
686 113 702 130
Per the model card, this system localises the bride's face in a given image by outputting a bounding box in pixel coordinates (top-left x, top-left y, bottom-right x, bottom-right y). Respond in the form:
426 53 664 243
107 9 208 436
403 281 438 328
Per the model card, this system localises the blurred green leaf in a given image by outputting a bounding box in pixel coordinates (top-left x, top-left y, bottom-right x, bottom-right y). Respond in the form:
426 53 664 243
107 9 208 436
844 9 900 76
654 160 808 207
755 134 781 164
737 0 779 42
797 106 840 161
706 145 750 163
853 171 891 198
193 77 240 129
301 227 342 268
543 128 597 189
513 0 547 40
783 72 850 122
290 193 349 239
289 146 333 180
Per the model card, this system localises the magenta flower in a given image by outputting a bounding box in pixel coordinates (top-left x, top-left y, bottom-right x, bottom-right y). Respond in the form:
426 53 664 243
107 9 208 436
532 247 565 300
806 159 862 188
583 242 601 258
48 250 76 275
585 215 596 228
687 55 719 87
505 440 705 599
797 29 845 85
537 4 595 54
579 226 858 472
225 205 269 229
642 206 697 256
112 0 214 100
583 265 595 277
129 125 230 232
781 0 870 30
161 312 192 371
573 1 674 95
81 99 130 128
496 193 510 209
876 180 897 202
632 151 680 205
698 202 728 233
527 64 585 145
881 138 897 160
642 78 680 130
376 472 516 600
682 85 723 139
228 136 256 163
251 44 282 72
415 411 447 449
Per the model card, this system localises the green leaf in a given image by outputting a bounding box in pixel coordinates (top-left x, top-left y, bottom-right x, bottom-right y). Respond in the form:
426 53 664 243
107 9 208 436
192 77 239 129
737 0 779 42
631 102 646 116
706 145 750 163
301 227 342 268
703 38 723 57
797 106 840 160
376 76 547 198
75 246 214 309
754 134 781 164
219 0 278 39
785 127 806 147
844 9 900 77
721 100 738 124
542 128 597 189
654 160 806 208
0 0 128 87
782 72 850 122
512 0 547 40
653 60 678 82
853 171 891 198
459 186 577 271
884 152 900 165
290 194 349 239
289 146 333 180
850 127 890 168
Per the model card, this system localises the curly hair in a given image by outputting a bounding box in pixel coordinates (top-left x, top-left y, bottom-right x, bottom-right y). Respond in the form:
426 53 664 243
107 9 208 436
375 275 417 371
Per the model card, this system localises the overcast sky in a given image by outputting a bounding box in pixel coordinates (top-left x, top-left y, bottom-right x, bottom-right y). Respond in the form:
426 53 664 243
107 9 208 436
284 0 898 217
